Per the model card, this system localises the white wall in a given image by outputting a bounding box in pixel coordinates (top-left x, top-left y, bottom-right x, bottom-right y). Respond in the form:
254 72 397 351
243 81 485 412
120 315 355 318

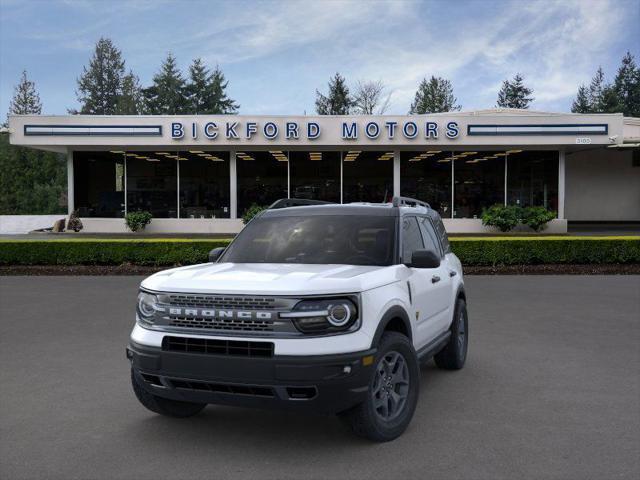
565 149 640 221
0 215 65 234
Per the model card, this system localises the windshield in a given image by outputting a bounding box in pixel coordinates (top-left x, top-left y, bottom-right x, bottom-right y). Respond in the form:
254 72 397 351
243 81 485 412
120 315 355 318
220 215 396 266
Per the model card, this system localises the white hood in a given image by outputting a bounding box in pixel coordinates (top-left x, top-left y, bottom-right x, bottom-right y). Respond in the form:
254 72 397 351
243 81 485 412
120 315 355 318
141 262 405 295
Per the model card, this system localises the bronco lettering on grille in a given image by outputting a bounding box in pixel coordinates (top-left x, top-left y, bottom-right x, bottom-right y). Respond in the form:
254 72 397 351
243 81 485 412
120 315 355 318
168 308 274 320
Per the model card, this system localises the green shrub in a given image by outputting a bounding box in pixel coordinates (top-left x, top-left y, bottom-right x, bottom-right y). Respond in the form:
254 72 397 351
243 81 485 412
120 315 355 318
481 205 520 232
521 206 556 232
0 239 233 266
242 204 267 225
0 237 638 267
125 211 153 232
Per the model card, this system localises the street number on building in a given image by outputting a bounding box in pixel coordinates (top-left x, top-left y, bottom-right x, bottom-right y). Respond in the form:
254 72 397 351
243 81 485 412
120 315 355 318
576 137 592 144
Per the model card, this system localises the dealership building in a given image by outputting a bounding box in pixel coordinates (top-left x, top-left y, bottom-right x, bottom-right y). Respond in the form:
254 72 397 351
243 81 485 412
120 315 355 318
7 109 640 233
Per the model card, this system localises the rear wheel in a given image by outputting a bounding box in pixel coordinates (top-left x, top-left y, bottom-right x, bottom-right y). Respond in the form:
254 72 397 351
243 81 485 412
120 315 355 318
434 298 468 370
339 332 419 442
131 369 206 418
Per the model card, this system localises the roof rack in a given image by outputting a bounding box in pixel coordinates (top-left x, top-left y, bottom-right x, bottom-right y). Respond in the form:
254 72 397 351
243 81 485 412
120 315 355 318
268 198 334 209
391 196 431 209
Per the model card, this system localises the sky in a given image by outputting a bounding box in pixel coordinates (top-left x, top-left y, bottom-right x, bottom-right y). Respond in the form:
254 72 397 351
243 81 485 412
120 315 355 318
0 0 638 117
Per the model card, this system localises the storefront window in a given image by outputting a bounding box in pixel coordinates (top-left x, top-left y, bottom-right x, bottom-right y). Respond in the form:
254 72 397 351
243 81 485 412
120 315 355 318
179 151 230 218
236 150 288 216
343 150 394 203
453 151 505 218
126 152 177 218
73 151 125 217
400 151 452 217
507 150 558 212
289 151 340 203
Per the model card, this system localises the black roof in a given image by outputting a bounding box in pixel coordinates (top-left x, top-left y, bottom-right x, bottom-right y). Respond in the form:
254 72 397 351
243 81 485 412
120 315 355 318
262 203 399 217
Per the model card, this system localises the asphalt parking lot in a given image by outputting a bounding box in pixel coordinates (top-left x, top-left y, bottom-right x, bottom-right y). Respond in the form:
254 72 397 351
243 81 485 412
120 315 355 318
1 275 638 480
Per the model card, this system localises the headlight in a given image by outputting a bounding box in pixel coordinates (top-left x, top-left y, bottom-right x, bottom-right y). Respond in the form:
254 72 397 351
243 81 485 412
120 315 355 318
281 297 359 334
137 291 158 324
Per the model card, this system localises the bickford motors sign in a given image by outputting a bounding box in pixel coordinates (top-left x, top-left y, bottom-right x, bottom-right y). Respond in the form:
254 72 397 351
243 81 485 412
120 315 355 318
171 119 461 141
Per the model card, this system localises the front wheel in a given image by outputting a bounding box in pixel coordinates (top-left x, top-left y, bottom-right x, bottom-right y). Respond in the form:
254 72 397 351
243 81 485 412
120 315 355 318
339 332 419 442
434 298 468 370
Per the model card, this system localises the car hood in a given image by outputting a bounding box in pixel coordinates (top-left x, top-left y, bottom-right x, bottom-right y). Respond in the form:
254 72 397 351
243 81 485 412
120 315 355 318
141 262 405 295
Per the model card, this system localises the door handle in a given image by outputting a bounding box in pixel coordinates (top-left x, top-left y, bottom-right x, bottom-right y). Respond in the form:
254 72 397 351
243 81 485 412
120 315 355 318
431 275 441 284
449 270 457 277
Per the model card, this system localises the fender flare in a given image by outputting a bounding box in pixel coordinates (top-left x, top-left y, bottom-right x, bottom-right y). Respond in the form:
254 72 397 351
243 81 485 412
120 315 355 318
371 305 413 347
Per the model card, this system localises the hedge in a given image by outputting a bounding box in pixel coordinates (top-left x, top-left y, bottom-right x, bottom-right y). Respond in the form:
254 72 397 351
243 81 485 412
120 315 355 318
0 237 638 266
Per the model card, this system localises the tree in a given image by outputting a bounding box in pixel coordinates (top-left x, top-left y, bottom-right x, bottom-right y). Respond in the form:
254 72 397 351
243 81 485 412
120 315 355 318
185 59 239 114
75 37 126 114
353 80 391 114
613 51 640 117
315 73 353 115
571 85 591 113
409 76 460 114
116 71 144 115
143 53 188 114
587 67 608 112
496 73 534 109
8 70 42 117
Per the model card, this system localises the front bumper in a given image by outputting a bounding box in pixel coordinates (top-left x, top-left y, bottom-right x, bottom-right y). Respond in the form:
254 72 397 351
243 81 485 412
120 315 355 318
128 341 376 414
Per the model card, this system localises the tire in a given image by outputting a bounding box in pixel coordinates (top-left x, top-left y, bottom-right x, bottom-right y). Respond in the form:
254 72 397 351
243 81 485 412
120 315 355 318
131 369 206 418
434 298 468 370
339 332 419 442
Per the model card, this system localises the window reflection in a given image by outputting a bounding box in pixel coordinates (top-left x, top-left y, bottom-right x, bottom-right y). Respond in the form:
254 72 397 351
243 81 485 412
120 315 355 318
453 151 505 218
343 151 393 203
507 150 558 212
400 151 452 217
236 150 288 216
179 151 230 218
289 151 340 203
126 152 177 218
73 151 125 218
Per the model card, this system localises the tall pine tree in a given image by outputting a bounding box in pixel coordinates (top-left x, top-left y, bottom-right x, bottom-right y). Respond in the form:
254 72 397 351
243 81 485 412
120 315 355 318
571 85 591 113
409 76 460 114
116 71 144 115
613 51 640 117
496 74 534 109
185 59 239 114
75 38 126 114
1 72 66 215
8 70 42 117
315 73 353 115
143 53 188 114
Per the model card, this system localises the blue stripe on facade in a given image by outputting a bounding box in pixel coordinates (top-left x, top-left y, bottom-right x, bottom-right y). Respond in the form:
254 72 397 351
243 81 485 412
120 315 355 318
467 124 608 136
24 125 163 137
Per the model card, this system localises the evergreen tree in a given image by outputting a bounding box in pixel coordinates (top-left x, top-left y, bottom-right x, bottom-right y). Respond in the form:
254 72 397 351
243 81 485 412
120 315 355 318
409 76 460 114
613 51 640 117
144 53 188 114
496 73 534 109
1 72 65 214
185 59 239 114
315 73 353 115
75 37 126 114
8 70 42 116
571 85 591 113
587 67 607 112
207 65 239 114
116 71 144 115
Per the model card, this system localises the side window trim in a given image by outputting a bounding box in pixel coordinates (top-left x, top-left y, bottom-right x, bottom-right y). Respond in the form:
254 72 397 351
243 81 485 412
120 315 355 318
418 216 444 258
401 215 425 264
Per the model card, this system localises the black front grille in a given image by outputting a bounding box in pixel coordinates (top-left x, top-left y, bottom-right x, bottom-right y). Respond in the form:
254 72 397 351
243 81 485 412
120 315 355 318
167 294 278 310
168 316 274 332
162 336 274 358
168 378 274 397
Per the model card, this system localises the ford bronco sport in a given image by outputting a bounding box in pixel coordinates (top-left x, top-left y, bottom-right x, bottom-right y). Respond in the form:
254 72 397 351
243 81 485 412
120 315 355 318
127 196 468 441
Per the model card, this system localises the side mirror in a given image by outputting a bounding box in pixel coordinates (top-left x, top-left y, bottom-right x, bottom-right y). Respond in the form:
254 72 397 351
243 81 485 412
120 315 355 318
408 249 440 269
209 247 226 263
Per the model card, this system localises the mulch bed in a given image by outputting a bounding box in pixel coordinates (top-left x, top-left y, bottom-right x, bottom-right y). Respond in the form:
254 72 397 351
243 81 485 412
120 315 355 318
1 264 639 276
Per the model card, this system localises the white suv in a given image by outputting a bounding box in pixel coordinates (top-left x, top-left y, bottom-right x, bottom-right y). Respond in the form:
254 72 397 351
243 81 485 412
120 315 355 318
127 197 468 441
